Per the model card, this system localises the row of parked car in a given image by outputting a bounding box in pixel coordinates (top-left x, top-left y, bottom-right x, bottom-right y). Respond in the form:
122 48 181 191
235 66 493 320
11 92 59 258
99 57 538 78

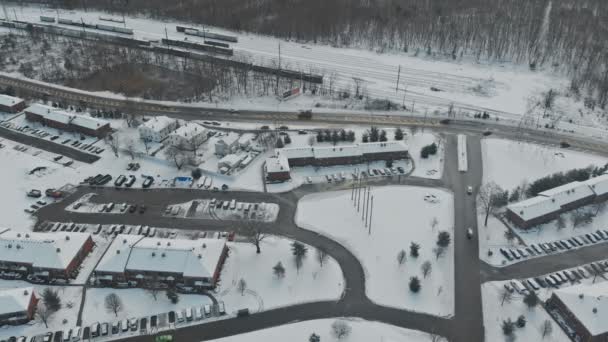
93 223 158 238
500 229 608 262
505 259 608 296
322 166 407 184
63 138 104 154
38 221 88 233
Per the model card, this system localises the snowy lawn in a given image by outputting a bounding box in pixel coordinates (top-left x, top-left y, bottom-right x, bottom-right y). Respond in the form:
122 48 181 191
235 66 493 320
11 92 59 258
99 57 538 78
207 318 445 342
215 237 344 313
481 138 606 191
81 288 212 325
482 281 569 342
296 186 454 316
0 282 82 339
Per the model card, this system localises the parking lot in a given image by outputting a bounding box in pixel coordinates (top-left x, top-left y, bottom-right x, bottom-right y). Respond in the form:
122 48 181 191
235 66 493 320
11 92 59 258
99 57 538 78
499 229 608 263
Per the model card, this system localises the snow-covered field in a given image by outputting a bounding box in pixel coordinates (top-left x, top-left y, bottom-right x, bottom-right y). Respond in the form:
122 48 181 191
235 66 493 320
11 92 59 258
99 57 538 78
216 238 344 312
81 288 213 325
481 138 607 191
296 186 454 316
482 281 569 342
0 282 82 339
207 318 444 342
6 4 608 138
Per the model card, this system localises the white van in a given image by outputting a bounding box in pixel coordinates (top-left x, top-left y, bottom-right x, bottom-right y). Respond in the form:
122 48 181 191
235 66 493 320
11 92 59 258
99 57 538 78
71 327 81 341
203 304 212 317
176 310 185 323
186 308 193 321
121 319 129 333
195 307 204 320
197 176 207 188
62 329 71 341
91 323 100 337
229 199 236 210
171 206 180 216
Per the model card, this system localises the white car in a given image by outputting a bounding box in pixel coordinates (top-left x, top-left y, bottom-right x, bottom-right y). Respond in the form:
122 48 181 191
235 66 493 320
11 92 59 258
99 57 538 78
467 186 473 194
306 176 312 184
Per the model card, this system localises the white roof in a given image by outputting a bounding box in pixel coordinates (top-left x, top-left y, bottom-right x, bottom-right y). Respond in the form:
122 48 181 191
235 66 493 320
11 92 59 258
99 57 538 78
0 287 34 316
554 281 608 335
277 142 408 161
218 154 245 167
25 103 53 116
0 94 24 108
170 123 206 139
507 196 561 221
95 235 143 274
266 155 290 173
238 133 255 144
140 116 176 132
96 235 226 279
585 174 608 197
24 104 110 130
217 132 240 146
539 181 595 207
0 231 91 270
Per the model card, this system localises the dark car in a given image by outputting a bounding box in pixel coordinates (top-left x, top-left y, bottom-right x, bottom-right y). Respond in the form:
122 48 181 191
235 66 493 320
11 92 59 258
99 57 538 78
128 204 137 213
27 189 42 198
142 176 154 188
139 205 147 214
125 175 136 187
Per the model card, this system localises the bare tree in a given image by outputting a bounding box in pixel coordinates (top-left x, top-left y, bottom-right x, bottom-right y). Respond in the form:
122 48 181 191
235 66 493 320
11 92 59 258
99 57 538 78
541 320 552 338
433 246 446 260
125 139 137 160
244 222 267 254
142 137 152 155
105 293 123 317
571 209 593 228
273 261 286 279
421 260 432 278
164 143 188 170
499 287 513 306
397 249 407 266
105 135 121 157
331 320 352 339
316 247 328 267
593 201 607 216
145 274 162 301
36 302 53 328
237 278 247 296
430 217 439 230
478 182 507 227
556 215 566 230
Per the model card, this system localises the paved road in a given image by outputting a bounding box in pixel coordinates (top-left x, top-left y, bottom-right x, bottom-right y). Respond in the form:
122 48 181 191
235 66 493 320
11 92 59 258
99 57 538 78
37 176 455 339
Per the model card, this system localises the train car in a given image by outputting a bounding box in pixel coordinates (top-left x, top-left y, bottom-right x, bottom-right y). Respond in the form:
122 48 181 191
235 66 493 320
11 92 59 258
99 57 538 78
58 18 73 25
204 40 229 48
40 16 55 23
112 26 133 35
95 23 133 35
176 25 187 32
203 32 238 43
161 38 233 56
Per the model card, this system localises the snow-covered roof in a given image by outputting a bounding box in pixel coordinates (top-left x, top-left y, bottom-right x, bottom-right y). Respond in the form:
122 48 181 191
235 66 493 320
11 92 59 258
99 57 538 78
266 155 290 173
539 181 595 207
0 231 91 270
238 133 255 144
506 196 561 221
216 132 240 146
0 94 24 108
585 174 608 197
276 147 314 159
24 104 110 130
554 281 608 335
218 154 245 167
24 103 53 116
277 142 408 161
170 123 206 139
0 287 34 316
96 235 226 279
140 116 176 132
95 235 144 274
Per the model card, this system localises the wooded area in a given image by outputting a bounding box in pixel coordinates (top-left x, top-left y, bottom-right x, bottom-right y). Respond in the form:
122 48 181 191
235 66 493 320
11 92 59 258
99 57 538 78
12 0 608 108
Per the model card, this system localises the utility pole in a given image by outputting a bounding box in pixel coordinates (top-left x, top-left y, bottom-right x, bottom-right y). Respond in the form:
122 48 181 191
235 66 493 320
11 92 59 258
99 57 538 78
368 196 374 235
275 42 281 94
395 65 401 93
361 186 367 221
364 187 371 227
165 27 169 40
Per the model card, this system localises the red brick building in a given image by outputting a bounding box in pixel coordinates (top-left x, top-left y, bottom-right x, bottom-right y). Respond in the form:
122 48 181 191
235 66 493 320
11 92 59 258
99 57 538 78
0 287 38 326
24 104 111 138
0 94 26 113
265 155 291 182
95 235 228 289
0 230 94 280
546 281 608 342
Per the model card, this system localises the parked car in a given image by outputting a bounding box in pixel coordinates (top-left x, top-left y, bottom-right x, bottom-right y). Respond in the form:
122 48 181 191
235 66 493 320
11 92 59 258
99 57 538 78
142 177 154 188
125 175 136 187
26 189 42 198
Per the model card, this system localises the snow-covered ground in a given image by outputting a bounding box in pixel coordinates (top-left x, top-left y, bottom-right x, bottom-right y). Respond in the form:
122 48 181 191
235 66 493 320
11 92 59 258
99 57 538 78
207 318 445 342
296 186 454 317
81 288 213 325
482 281 569 342
5 4 608 138
215 237 344 313
481 138 607 191
0 282 82 339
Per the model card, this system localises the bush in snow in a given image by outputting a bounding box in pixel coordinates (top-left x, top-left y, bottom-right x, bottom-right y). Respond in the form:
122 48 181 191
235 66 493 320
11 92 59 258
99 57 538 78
409 276 421 293
331 320 352 339
502 319 515 336
436 231 451 248
42 288 61 312
410 242 420 258
166 288 180 304
516 315 526 328
273 262 286 279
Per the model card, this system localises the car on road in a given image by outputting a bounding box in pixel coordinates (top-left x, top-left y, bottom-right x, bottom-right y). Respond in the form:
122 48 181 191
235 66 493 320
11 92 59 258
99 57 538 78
142 176 154 188
466 228 474 239
139 205 147 214
467 186 473 194
27 189 42 198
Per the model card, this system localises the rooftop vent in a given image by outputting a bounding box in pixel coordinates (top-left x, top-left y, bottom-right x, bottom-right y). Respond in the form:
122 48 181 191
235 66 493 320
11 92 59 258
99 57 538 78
579 294 584 299
593 307 597 314
23 290 29 296
65 236 70 241
198 254 202 259
116 250 120 254
56 248 61 253
7 244 12 249
16 244 21 249
202 243 206 248
161 253 166 258
123 239 127 244
167 242 171 246
157 242 161 246
16 233 21 238
151 252 156 257
25 234 29 238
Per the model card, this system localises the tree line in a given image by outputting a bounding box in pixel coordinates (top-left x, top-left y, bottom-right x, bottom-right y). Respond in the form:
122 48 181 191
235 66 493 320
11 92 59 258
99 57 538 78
34 0 608 109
